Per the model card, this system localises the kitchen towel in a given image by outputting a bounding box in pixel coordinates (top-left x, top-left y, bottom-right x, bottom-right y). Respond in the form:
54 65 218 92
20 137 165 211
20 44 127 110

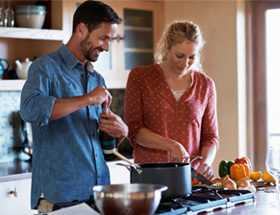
49 203 100 215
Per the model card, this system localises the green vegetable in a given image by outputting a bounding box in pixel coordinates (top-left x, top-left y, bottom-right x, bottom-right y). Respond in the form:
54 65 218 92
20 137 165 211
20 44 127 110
219 160 228 178
226 160 234 171
218 160 234 178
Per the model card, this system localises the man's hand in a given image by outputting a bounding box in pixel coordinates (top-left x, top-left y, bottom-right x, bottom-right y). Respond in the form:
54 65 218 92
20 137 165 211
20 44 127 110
87 86 112 108
99 110 128 140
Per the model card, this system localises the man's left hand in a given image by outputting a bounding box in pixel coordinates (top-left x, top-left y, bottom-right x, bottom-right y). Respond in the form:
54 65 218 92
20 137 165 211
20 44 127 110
99 110 128 141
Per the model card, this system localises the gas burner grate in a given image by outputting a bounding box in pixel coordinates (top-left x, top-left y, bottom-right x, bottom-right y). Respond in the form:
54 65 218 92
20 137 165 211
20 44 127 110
153 200 187 215
154 187 255 215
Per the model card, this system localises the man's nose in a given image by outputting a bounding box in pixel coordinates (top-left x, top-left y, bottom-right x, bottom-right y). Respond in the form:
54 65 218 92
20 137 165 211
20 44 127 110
101 40 110 52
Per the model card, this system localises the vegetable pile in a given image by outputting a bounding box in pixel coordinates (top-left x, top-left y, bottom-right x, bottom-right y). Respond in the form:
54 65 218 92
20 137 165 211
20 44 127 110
211 156 276 192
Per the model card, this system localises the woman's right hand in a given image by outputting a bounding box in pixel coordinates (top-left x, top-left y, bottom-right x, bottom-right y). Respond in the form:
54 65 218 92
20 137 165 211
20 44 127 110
169 141 190 162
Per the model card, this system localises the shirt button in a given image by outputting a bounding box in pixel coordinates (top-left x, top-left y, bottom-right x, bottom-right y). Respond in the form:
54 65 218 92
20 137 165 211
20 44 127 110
92 133 95 137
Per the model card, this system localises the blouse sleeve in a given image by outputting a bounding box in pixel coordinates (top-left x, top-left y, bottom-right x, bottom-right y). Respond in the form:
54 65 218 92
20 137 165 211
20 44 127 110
124 68 145 147
200 78 219 150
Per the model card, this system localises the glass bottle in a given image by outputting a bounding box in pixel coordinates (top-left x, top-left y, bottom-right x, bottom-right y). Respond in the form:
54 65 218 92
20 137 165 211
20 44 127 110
99 108 116 154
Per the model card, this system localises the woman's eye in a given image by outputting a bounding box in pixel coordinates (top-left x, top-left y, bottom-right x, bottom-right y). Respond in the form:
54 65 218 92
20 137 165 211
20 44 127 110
176 54 184 58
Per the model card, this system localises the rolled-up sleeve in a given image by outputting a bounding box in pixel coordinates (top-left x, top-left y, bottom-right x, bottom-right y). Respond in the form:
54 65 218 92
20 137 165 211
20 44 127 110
124 69 145 147
20 58 56 126
200 78 219 150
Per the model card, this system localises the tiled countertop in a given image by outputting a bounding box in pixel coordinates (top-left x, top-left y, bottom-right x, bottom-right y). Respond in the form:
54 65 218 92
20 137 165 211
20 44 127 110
0 160 32 182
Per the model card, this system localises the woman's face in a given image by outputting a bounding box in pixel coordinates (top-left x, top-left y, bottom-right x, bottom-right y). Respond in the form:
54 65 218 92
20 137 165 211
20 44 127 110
165 39 199 74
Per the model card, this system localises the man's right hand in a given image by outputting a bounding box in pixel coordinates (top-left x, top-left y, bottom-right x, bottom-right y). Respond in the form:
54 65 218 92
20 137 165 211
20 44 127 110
87 86 112 108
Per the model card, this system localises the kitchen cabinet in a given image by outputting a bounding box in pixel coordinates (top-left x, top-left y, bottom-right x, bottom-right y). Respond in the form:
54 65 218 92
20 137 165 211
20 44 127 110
0 0 71 90
0 175 35 215
0 0 164 90
107 160 130 184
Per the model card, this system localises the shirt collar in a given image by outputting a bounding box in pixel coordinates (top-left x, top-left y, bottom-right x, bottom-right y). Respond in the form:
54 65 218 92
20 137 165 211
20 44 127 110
58 44 82 70
58 44 95 75
85 61 95 74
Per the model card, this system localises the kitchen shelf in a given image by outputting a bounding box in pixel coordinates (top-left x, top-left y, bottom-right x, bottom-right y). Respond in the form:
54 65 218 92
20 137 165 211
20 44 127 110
0 80 25 91
0 27 64 41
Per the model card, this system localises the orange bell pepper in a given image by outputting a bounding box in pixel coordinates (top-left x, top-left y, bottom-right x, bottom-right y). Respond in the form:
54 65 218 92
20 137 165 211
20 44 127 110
230 163 250 180
234 157 252 172
192 178 199 185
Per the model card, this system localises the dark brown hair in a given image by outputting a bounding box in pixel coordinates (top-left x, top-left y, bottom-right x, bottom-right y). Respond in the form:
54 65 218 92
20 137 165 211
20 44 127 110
73 0 122 33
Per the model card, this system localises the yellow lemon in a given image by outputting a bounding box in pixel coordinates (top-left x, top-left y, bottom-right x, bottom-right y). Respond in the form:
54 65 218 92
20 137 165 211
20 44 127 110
249 171 262 181
261 171 276 184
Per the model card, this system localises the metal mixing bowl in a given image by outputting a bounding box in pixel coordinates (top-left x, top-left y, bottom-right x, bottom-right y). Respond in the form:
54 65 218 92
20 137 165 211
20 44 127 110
92 183 167 215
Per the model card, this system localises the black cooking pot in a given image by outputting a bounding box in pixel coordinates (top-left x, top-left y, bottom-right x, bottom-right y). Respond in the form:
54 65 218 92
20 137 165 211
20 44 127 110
129 162 192 199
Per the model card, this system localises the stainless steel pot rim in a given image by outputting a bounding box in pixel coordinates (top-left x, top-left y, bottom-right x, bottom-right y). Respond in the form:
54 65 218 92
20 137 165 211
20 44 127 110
93 183 168 193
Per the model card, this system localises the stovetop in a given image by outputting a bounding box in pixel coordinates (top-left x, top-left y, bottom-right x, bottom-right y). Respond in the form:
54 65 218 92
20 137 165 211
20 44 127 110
153 186 255 215
51 186 255 215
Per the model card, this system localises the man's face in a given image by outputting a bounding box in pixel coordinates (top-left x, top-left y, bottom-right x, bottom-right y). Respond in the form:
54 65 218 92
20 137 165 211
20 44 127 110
80 22 117 62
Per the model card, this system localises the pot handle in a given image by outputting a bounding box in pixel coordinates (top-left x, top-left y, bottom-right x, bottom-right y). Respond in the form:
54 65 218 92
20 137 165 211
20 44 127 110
115 163 143 174
182 156 202 164
116 162 131 171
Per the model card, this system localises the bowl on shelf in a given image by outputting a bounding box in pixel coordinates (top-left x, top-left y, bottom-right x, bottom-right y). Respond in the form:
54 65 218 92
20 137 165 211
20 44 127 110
15 5 46 29
15 5 46 13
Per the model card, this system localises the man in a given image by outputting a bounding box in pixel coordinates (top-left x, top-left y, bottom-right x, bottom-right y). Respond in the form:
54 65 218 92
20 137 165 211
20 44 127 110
20 1 128 212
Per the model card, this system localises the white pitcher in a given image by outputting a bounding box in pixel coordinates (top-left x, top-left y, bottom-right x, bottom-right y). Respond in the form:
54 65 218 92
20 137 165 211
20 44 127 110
15 58 32 79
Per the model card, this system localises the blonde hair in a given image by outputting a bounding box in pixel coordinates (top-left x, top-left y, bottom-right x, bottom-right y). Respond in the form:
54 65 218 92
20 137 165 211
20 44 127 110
154 20 205 71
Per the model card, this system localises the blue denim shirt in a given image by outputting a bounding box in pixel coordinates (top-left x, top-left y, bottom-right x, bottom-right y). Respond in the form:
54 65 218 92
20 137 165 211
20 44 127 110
20 44 110 209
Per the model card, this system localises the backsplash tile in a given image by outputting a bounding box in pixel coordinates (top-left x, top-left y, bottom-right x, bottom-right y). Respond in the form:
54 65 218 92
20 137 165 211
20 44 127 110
0 91 22 162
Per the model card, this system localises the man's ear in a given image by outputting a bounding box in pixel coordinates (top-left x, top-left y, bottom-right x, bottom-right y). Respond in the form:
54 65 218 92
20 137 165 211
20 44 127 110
76 23 88 39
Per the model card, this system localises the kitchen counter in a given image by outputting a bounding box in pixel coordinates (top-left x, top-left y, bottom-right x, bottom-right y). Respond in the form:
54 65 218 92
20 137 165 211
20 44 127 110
208 188 280 215
0 160 32 182
0 159 130 184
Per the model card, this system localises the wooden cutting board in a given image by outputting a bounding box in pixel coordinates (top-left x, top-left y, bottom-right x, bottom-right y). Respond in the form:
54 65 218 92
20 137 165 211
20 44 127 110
251 180 274 188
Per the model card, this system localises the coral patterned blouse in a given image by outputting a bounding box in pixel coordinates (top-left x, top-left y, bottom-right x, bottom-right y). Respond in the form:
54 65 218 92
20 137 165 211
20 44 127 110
124 64 219 165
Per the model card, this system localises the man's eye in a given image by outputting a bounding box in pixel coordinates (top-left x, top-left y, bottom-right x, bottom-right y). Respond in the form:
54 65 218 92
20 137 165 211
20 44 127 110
189 56 196 60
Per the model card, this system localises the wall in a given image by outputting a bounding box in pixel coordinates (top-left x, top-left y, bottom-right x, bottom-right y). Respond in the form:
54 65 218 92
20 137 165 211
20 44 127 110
163 0 247 175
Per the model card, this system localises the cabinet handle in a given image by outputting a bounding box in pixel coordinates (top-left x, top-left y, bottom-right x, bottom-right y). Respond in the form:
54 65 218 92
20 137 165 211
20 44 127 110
9 187 17 197
113 35 125 42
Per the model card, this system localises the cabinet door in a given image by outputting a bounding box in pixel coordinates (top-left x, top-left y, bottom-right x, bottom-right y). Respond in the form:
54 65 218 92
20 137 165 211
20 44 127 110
95 0 164 89
0 178 33 215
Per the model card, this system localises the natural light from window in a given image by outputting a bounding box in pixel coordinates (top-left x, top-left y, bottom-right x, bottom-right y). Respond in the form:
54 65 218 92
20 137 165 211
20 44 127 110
266 9 280 144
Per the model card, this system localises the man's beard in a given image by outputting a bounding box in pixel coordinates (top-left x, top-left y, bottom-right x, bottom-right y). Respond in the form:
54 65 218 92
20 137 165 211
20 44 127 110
81 35 103 62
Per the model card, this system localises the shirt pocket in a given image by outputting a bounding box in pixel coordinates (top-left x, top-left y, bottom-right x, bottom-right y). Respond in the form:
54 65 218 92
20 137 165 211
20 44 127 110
53 81 83 97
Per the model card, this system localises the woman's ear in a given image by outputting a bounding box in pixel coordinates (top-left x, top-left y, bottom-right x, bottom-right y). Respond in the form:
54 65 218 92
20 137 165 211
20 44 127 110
164 41 169 51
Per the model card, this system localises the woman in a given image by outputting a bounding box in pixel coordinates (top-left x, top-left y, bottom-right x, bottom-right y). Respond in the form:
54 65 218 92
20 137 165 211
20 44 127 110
124 21 219 179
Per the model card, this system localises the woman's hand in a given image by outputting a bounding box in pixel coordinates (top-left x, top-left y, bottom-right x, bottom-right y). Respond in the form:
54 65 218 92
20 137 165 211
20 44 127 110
169 141 190 162
197 161 214 180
